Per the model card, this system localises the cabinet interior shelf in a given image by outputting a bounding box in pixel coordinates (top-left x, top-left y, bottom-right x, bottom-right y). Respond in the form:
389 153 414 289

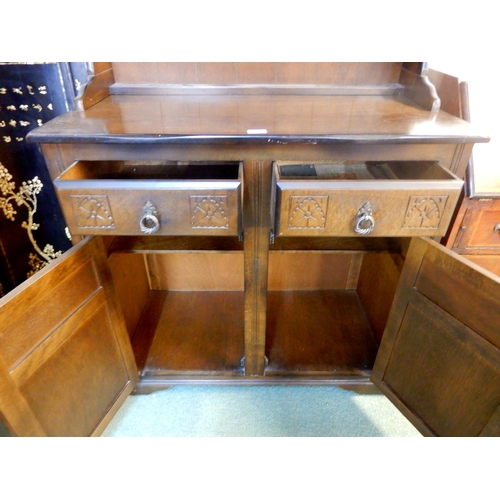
109 245 402 388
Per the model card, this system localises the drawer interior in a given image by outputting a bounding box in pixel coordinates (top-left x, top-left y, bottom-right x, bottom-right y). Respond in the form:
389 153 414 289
276 161 459 182
59 161 242 181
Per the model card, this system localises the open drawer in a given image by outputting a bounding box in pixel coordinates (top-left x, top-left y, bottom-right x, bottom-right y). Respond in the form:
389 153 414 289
273 161 464 237
54 161 242 236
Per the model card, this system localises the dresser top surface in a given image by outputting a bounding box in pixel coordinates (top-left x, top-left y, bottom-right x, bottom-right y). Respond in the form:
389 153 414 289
28 94 488 145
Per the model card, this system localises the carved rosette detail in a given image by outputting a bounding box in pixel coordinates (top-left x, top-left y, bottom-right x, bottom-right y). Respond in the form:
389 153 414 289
71 195 115 228
190 195 229 228
288 196 329 229
403 195 448 229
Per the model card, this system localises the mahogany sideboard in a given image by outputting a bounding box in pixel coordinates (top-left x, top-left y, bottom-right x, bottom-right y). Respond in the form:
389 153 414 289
1 62 499 437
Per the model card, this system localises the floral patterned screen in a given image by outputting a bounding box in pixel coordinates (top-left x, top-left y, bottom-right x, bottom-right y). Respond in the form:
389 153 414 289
0 62 89 296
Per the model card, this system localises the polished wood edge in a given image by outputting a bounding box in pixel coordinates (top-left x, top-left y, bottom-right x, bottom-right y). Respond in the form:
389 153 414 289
456 248 500 256
0 236 90 305
375 380 433 436
469 193 500 200
91 378 138 436
271 236 403 252
455 248 500 255
133 374 377 394
28 132 488 146
109 83 404 96
443 189 467 248
107 236 244 254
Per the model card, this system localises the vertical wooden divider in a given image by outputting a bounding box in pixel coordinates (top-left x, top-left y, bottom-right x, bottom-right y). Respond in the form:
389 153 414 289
243 161 273 376
144 254 161 290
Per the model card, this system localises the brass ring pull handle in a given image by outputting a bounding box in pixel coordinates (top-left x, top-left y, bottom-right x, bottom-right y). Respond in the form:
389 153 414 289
139 201 160 234
354 202 375 235
494 223 500 234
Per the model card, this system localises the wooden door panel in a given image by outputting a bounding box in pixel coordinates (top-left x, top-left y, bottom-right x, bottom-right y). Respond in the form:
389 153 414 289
372 237 500 436
0 237 138 436
382 291 500 436
0 258 100 370
414 251 500 349
19 300 130 437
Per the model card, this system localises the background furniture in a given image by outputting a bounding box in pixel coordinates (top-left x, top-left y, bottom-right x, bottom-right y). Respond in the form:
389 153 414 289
0 63 90 295
445 80 500 274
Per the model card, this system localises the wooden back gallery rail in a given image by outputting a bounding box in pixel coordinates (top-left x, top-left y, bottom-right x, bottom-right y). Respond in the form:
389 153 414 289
1 62 499 437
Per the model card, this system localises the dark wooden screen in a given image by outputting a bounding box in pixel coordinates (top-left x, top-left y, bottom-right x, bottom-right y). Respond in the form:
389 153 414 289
0 63 89 295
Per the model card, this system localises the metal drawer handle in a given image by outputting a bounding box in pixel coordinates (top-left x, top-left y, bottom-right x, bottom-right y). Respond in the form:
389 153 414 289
494 223 500 234
354 202 375 235
139 201 160 234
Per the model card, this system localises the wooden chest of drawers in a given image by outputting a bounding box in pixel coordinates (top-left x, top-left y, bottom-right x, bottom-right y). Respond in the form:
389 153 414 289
450 199 500 275
1 63 498 437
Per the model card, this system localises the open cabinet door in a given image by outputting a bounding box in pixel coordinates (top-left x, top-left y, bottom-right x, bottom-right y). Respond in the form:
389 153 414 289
372 237 500 437
0 237 138 436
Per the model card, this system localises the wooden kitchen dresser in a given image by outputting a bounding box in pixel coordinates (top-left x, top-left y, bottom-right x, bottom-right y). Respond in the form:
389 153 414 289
1 62 499 437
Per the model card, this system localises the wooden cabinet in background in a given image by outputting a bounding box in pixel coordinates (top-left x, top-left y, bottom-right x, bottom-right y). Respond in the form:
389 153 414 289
451 198 500 275
442 79 500 276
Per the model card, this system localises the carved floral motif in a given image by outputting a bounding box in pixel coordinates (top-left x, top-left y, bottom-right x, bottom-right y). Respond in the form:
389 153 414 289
190 195 229 228
403 195 448 229
71 195 115 229
288 196 329 229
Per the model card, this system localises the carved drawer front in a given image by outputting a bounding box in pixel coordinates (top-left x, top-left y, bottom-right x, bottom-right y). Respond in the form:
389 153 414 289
54 161 242 236
273 161 463 237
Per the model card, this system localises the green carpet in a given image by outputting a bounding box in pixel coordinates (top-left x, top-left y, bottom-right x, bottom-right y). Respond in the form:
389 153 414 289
102 385 421 437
